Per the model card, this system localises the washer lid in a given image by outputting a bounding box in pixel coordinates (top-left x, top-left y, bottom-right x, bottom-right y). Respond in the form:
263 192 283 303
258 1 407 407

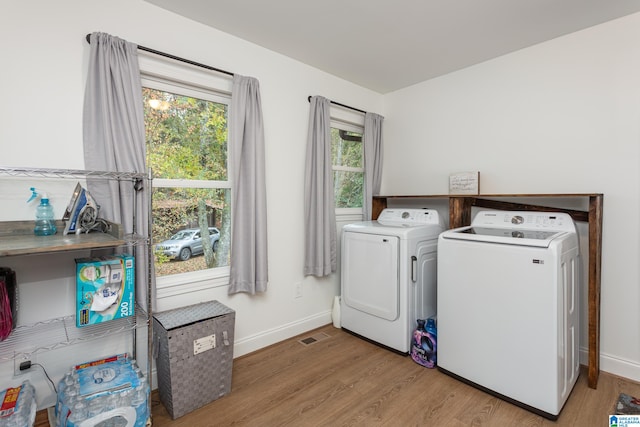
441 210 576 248
443 226 567 247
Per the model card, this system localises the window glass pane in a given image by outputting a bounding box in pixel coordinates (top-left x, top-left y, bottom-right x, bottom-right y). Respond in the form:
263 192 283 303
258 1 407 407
331 128 362 168
333 170 363 208
331 126 363 209
144 83 231 279
143 87 228 181
152 187 230 277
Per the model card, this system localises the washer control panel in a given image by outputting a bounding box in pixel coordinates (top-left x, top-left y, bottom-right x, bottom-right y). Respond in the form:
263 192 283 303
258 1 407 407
471 210 576 232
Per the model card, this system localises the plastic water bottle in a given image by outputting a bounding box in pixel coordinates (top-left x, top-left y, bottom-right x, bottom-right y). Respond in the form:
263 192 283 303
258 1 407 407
1 381 37 427
34 194 56 236
67 400 88 425
28 187 57 236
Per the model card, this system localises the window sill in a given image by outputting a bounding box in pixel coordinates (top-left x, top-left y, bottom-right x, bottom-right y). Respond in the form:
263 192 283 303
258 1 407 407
336 208 363 222
156 266 230 299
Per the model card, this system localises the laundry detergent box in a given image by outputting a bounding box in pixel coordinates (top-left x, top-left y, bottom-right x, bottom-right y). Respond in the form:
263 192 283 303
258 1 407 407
76 254 135 327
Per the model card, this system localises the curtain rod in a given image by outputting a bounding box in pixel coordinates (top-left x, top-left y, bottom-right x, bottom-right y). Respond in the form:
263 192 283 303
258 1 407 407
307 96 366 115
85 33 234 77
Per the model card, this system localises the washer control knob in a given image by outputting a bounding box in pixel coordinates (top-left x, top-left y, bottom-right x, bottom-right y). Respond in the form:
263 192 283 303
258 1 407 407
511 215 524 224
402 211 410 219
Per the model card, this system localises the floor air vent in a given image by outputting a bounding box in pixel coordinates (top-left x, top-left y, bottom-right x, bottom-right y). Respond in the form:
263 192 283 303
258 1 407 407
298 332 331 346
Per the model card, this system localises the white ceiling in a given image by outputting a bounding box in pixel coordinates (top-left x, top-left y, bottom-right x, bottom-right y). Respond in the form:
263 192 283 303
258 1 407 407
145 0 640 94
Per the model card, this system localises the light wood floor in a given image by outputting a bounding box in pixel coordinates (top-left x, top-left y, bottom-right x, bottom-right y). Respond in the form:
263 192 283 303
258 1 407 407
37 324 640 426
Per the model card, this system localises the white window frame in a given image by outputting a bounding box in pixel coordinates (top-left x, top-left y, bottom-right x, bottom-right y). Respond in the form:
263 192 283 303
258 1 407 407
139 52 233 295
331 118 365 220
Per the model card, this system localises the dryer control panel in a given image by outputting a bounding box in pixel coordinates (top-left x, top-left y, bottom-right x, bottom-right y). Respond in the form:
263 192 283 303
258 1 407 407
377 208 442 226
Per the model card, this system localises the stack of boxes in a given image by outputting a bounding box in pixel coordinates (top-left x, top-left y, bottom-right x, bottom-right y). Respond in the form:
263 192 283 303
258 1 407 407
56 354 149 427
48 254 145 426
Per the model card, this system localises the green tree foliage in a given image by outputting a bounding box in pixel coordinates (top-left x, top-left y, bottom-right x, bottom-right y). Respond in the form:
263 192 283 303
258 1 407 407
331 128 364 208
144 88 227 181
143 87 229 272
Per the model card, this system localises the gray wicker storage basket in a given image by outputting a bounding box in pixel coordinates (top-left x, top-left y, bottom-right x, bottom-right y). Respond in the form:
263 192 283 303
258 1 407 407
153 300 235 419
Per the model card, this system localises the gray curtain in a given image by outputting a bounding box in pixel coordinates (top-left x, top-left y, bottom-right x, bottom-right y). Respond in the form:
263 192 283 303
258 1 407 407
304 96 337 277
228 75 268 295
83 32 150 311
363 112 384 220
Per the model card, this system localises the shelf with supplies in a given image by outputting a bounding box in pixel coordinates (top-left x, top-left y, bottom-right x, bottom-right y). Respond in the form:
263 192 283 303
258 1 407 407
0 310 148 362
372 193 603 389
0 165 154 414
0 220 137 257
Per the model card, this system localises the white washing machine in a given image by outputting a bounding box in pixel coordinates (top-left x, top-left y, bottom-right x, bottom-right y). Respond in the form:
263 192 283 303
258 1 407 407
437 210 580 420
340 208 444 353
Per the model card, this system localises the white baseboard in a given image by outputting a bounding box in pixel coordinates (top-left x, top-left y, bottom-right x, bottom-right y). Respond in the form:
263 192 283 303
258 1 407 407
580 346 640 383
233 310 333 358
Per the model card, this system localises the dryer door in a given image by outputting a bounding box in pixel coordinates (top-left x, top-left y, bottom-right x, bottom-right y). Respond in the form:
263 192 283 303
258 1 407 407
342 231 399 321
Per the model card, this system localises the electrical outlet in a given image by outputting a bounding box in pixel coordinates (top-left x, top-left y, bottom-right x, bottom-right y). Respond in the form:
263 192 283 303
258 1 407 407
295 282 303 298
14 354 35 377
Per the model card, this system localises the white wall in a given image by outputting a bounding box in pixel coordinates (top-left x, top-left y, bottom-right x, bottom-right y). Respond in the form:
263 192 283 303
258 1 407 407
0 0 382 406
2 0 639 407
382 12 640 381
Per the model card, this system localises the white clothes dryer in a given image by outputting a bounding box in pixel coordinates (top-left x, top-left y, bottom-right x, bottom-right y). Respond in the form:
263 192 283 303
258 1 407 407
437 210 580 420
340 208 444 353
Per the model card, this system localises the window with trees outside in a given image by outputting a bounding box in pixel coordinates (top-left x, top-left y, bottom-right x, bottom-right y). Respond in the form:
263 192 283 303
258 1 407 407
331 122 364 210
143 81 231 283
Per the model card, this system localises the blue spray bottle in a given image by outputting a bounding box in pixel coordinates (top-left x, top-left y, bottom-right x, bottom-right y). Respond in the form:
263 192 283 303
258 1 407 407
28 187 57 236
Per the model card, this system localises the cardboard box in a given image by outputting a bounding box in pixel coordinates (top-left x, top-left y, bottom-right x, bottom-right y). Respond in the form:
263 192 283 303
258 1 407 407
76 254 134 327
153 301 235 419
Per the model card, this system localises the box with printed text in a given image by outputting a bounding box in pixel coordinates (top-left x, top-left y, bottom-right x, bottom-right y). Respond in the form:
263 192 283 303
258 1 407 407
75 254 135 327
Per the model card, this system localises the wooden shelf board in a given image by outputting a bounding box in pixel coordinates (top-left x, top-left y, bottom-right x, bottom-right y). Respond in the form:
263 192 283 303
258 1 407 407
0 221 124 257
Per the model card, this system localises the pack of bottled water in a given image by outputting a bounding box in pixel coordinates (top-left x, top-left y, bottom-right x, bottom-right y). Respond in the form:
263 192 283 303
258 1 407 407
55 354 149 427
0 380 36 427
